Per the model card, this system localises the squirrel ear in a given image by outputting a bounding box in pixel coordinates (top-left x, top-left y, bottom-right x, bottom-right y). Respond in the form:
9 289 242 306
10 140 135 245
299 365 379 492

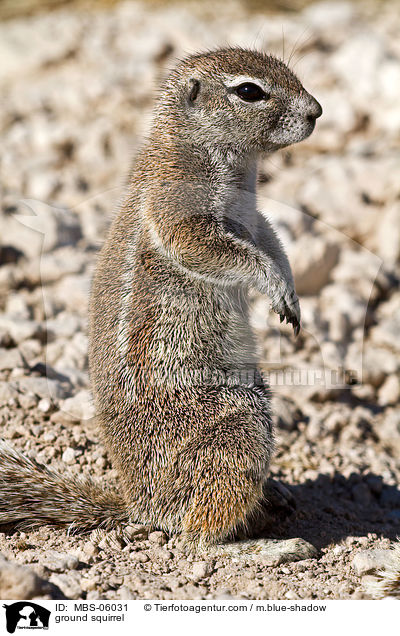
188 78 200 102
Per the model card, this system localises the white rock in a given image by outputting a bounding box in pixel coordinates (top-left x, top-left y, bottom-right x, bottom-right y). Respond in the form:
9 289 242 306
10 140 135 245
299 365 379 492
62 447 77 465
192 561 214 580
289 235 340 296
0 553 46 599
0 317 40 344
0 382 20 403
38 398 52 413
18 392 38 409
42 551 79 572
378 376 400 407
49 572 82 599
362 347 398 388
321 284 366 329
1 200 82 259
0 348 24 371
60 390 95 422
148 531 168 546
371 314 400 353
17 376 67 400
5 293 30 319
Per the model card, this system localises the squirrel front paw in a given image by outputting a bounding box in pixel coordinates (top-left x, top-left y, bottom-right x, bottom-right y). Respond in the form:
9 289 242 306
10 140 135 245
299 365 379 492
271 286 301 337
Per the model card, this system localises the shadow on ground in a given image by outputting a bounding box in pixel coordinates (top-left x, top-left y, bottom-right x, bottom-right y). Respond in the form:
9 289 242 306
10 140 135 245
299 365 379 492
258 473 400 549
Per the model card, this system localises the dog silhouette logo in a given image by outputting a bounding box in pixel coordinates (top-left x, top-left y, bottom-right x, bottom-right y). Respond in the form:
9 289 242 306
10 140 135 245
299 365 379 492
3 602 50 633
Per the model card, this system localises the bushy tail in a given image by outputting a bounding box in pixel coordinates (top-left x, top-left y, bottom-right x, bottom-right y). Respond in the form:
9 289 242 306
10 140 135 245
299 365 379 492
0 440 129 532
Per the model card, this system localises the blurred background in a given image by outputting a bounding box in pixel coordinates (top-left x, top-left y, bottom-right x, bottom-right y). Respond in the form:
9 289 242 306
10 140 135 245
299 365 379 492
0 0 369 20
0 0 399 600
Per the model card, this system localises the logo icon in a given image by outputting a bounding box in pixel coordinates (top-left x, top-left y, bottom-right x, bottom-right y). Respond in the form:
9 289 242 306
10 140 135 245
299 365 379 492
3 602 50 633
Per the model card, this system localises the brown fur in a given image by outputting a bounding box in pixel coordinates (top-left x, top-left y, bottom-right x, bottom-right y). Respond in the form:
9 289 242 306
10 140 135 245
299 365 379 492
0 48 321 549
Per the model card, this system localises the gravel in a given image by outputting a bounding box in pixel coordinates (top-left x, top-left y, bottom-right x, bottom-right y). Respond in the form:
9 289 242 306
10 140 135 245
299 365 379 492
0 0 399 600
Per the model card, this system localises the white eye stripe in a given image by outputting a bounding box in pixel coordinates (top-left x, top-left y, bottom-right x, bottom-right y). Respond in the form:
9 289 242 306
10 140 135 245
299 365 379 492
223 75 269 92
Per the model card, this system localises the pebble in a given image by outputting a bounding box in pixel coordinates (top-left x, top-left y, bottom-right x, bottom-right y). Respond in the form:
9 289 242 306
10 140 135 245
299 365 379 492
62 447 77 464
378 375 400 407
42 551 79 572
38 398 53 413
148 531 168 546
131 552 150 564
124 525 149 541
18 392 38 409
0 382 20 403
17 376 67 400
192 561 214 580
80 577 97 592
82 542 99 560
0 553 47 599
0 348 24 371
49 572 82 599
60 390 95 421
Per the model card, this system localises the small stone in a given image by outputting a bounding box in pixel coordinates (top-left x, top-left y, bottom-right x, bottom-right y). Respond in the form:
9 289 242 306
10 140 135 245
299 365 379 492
60 390 95 422
124 525 149 541
154 549 173 562
0 382 20 403
131 552 150 563
0 554 47 599
42 551 79 572
0 317 40 344
119 585 135 599
95 456 106 469
82 542 99 560
62 447 77 465
18 391 38 409
290 236 340 296
285 590 299 600
80 578 97 592
43 431 56 442
38 398 52 413
332 545 345 556
192 561 214 580
17 376 67 400
0 348 24 371
49 572 82 599
378 375 400 407
148 531 168 546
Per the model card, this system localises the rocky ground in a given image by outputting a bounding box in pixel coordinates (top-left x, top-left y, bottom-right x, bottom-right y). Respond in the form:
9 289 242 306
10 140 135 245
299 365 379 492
0 0 399 600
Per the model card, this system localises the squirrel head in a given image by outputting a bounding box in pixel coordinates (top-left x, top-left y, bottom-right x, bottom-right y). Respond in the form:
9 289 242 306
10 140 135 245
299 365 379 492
158 47 322 155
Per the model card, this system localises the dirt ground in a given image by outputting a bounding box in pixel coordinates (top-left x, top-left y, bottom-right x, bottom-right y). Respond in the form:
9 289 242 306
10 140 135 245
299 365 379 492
0 0 399 600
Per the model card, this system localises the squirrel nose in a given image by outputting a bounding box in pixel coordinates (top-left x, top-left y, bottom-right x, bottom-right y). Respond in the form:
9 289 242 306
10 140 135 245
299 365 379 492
306 98 323 122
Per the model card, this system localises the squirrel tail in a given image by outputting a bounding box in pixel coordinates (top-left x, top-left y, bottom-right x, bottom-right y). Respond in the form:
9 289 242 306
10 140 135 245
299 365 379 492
0 440 129 532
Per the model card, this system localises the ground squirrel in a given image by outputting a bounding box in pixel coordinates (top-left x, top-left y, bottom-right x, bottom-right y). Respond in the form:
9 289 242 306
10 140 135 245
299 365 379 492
0 49 322 559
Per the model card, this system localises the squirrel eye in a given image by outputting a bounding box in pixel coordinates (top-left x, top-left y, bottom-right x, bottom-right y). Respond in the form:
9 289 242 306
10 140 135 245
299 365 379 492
235 83 267 102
